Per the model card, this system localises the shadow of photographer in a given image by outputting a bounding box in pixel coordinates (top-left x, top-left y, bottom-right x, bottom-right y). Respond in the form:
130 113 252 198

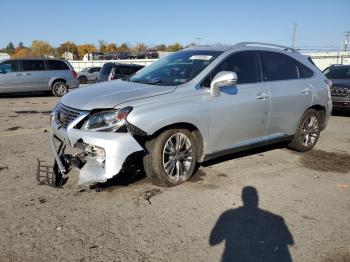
209 186 294 262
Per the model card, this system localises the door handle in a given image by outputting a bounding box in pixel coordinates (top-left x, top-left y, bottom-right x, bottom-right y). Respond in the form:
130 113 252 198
15 73 22 76
25 73 31 76
301 88 312 94
256 93 269 100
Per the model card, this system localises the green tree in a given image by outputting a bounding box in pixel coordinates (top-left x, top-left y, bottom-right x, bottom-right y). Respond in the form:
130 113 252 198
5 42 15 55
98 40 107 52
166 42 183 52
31 40 54 57
154 44 166 51
18 42 25 49
56 41 78 58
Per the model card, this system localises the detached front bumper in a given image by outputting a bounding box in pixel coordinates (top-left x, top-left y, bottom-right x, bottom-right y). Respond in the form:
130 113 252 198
50 114 144 186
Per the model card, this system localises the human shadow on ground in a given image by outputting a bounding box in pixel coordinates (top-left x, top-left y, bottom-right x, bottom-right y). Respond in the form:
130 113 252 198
209 186 294 262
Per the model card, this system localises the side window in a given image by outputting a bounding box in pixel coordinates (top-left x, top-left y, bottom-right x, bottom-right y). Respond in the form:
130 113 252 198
297 62 314 78
131 66 142 74
47 60 69 70
116 66 131 75
202 51 261 87
260 52 299 81
22 60 45 71
0 60 20 73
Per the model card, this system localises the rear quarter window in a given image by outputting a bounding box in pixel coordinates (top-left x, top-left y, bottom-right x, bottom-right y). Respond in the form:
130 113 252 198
47 60 69 70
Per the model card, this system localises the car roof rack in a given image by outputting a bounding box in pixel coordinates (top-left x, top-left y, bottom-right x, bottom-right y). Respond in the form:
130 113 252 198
234 42 298 53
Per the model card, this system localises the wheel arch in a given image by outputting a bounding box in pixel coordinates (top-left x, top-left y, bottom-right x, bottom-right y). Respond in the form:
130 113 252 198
307 104 327 129
148 122 205 163
49 78 67 89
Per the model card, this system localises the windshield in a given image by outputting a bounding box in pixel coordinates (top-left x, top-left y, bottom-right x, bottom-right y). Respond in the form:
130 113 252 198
128 50 223 86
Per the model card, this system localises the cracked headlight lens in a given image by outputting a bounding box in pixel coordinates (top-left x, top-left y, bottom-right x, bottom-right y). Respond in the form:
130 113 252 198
82 107 132 131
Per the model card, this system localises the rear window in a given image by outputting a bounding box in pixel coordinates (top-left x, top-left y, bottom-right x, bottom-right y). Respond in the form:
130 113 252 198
115 66 131 75
323 67 350 79
0 60 20 73
47 60 69 70
130 65 143 74
22 60 45 71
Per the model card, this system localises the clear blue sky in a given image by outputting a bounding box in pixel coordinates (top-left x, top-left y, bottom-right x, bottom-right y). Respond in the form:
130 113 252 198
1 0 349 50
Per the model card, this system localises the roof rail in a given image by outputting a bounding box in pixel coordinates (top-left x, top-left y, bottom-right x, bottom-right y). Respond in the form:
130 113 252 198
234 42 298 53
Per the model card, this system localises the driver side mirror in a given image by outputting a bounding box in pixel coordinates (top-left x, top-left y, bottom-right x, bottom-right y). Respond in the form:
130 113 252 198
210 71 238 97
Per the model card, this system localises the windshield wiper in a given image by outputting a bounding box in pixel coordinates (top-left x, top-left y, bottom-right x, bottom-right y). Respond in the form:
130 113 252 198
131 78 162 85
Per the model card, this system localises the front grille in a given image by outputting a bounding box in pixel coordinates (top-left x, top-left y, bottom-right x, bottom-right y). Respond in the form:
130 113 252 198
331 86 350 97
55 103 86 128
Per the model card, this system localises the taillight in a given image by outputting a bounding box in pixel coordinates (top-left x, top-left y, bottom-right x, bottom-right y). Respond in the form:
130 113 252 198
71 70 77 78
108 72 115 81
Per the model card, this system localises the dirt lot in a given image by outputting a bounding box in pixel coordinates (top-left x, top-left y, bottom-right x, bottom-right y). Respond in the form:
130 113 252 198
0 94 349 262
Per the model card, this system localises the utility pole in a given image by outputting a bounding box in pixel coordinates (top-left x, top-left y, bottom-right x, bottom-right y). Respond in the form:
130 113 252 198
291 22 296 48
344 31 350 51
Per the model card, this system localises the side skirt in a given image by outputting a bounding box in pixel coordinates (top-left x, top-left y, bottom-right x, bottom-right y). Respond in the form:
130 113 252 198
201 135 293 162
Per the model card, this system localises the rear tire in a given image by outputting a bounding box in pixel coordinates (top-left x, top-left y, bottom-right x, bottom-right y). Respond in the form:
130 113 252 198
52 81 68 97
143 129 197 187
78 76 88 84
288 109 321 152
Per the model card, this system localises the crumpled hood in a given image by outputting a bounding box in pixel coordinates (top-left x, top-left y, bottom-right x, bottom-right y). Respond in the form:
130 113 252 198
61 80 176 110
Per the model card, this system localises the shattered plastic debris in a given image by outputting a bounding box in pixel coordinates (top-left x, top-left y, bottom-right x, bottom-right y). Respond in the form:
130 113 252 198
137 188 162 205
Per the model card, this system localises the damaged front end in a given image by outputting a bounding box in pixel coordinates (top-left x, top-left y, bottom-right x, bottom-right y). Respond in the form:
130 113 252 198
42 103 145 187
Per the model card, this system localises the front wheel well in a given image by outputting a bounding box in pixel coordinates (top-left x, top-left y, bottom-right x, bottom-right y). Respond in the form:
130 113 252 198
148 123 204 162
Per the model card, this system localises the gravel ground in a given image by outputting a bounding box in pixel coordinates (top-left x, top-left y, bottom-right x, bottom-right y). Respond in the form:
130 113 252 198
0 94 349 262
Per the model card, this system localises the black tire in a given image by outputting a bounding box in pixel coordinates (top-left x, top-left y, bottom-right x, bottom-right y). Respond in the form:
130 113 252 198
143 129 198 187
52 81 68 97
288 109 321 152
78 76 88 84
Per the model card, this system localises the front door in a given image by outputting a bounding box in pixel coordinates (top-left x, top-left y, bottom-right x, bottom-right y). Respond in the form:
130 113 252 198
205 51 270 153
0 60 25 93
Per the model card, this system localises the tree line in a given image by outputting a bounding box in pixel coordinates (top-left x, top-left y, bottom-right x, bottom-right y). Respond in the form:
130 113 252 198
0 40 187 59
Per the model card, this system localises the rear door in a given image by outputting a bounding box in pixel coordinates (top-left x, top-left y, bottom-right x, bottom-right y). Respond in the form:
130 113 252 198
259 51 314 136
21 59 48 91
206 51 270 153
0 60 24 93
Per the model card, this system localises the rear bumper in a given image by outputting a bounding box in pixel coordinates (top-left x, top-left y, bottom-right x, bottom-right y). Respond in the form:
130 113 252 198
332 96 350 110
50 114 143 186
67 78 79 89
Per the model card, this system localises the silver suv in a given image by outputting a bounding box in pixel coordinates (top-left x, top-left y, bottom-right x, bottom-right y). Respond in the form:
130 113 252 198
0 58 79 96
49 42 332 187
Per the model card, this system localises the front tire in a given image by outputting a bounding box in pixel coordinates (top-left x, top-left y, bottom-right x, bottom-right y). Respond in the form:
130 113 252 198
143 129 197 187
52 81 68 97
288 109 321 152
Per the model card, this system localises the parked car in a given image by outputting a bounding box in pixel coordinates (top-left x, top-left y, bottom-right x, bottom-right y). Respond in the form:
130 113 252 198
78 67 101 84
0 58 79 96
49 42 332 188
323 64 350 111
137 49 159 59
108 64 144 81
98 62 144 82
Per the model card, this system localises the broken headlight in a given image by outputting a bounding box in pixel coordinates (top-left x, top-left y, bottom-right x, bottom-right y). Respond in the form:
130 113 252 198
81 107 132 131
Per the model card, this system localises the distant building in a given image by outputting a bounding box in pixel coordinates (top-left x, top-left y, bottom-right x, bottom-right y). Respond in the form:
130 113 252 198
0 53 10 61
62 51 74 61
303 51 350 70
